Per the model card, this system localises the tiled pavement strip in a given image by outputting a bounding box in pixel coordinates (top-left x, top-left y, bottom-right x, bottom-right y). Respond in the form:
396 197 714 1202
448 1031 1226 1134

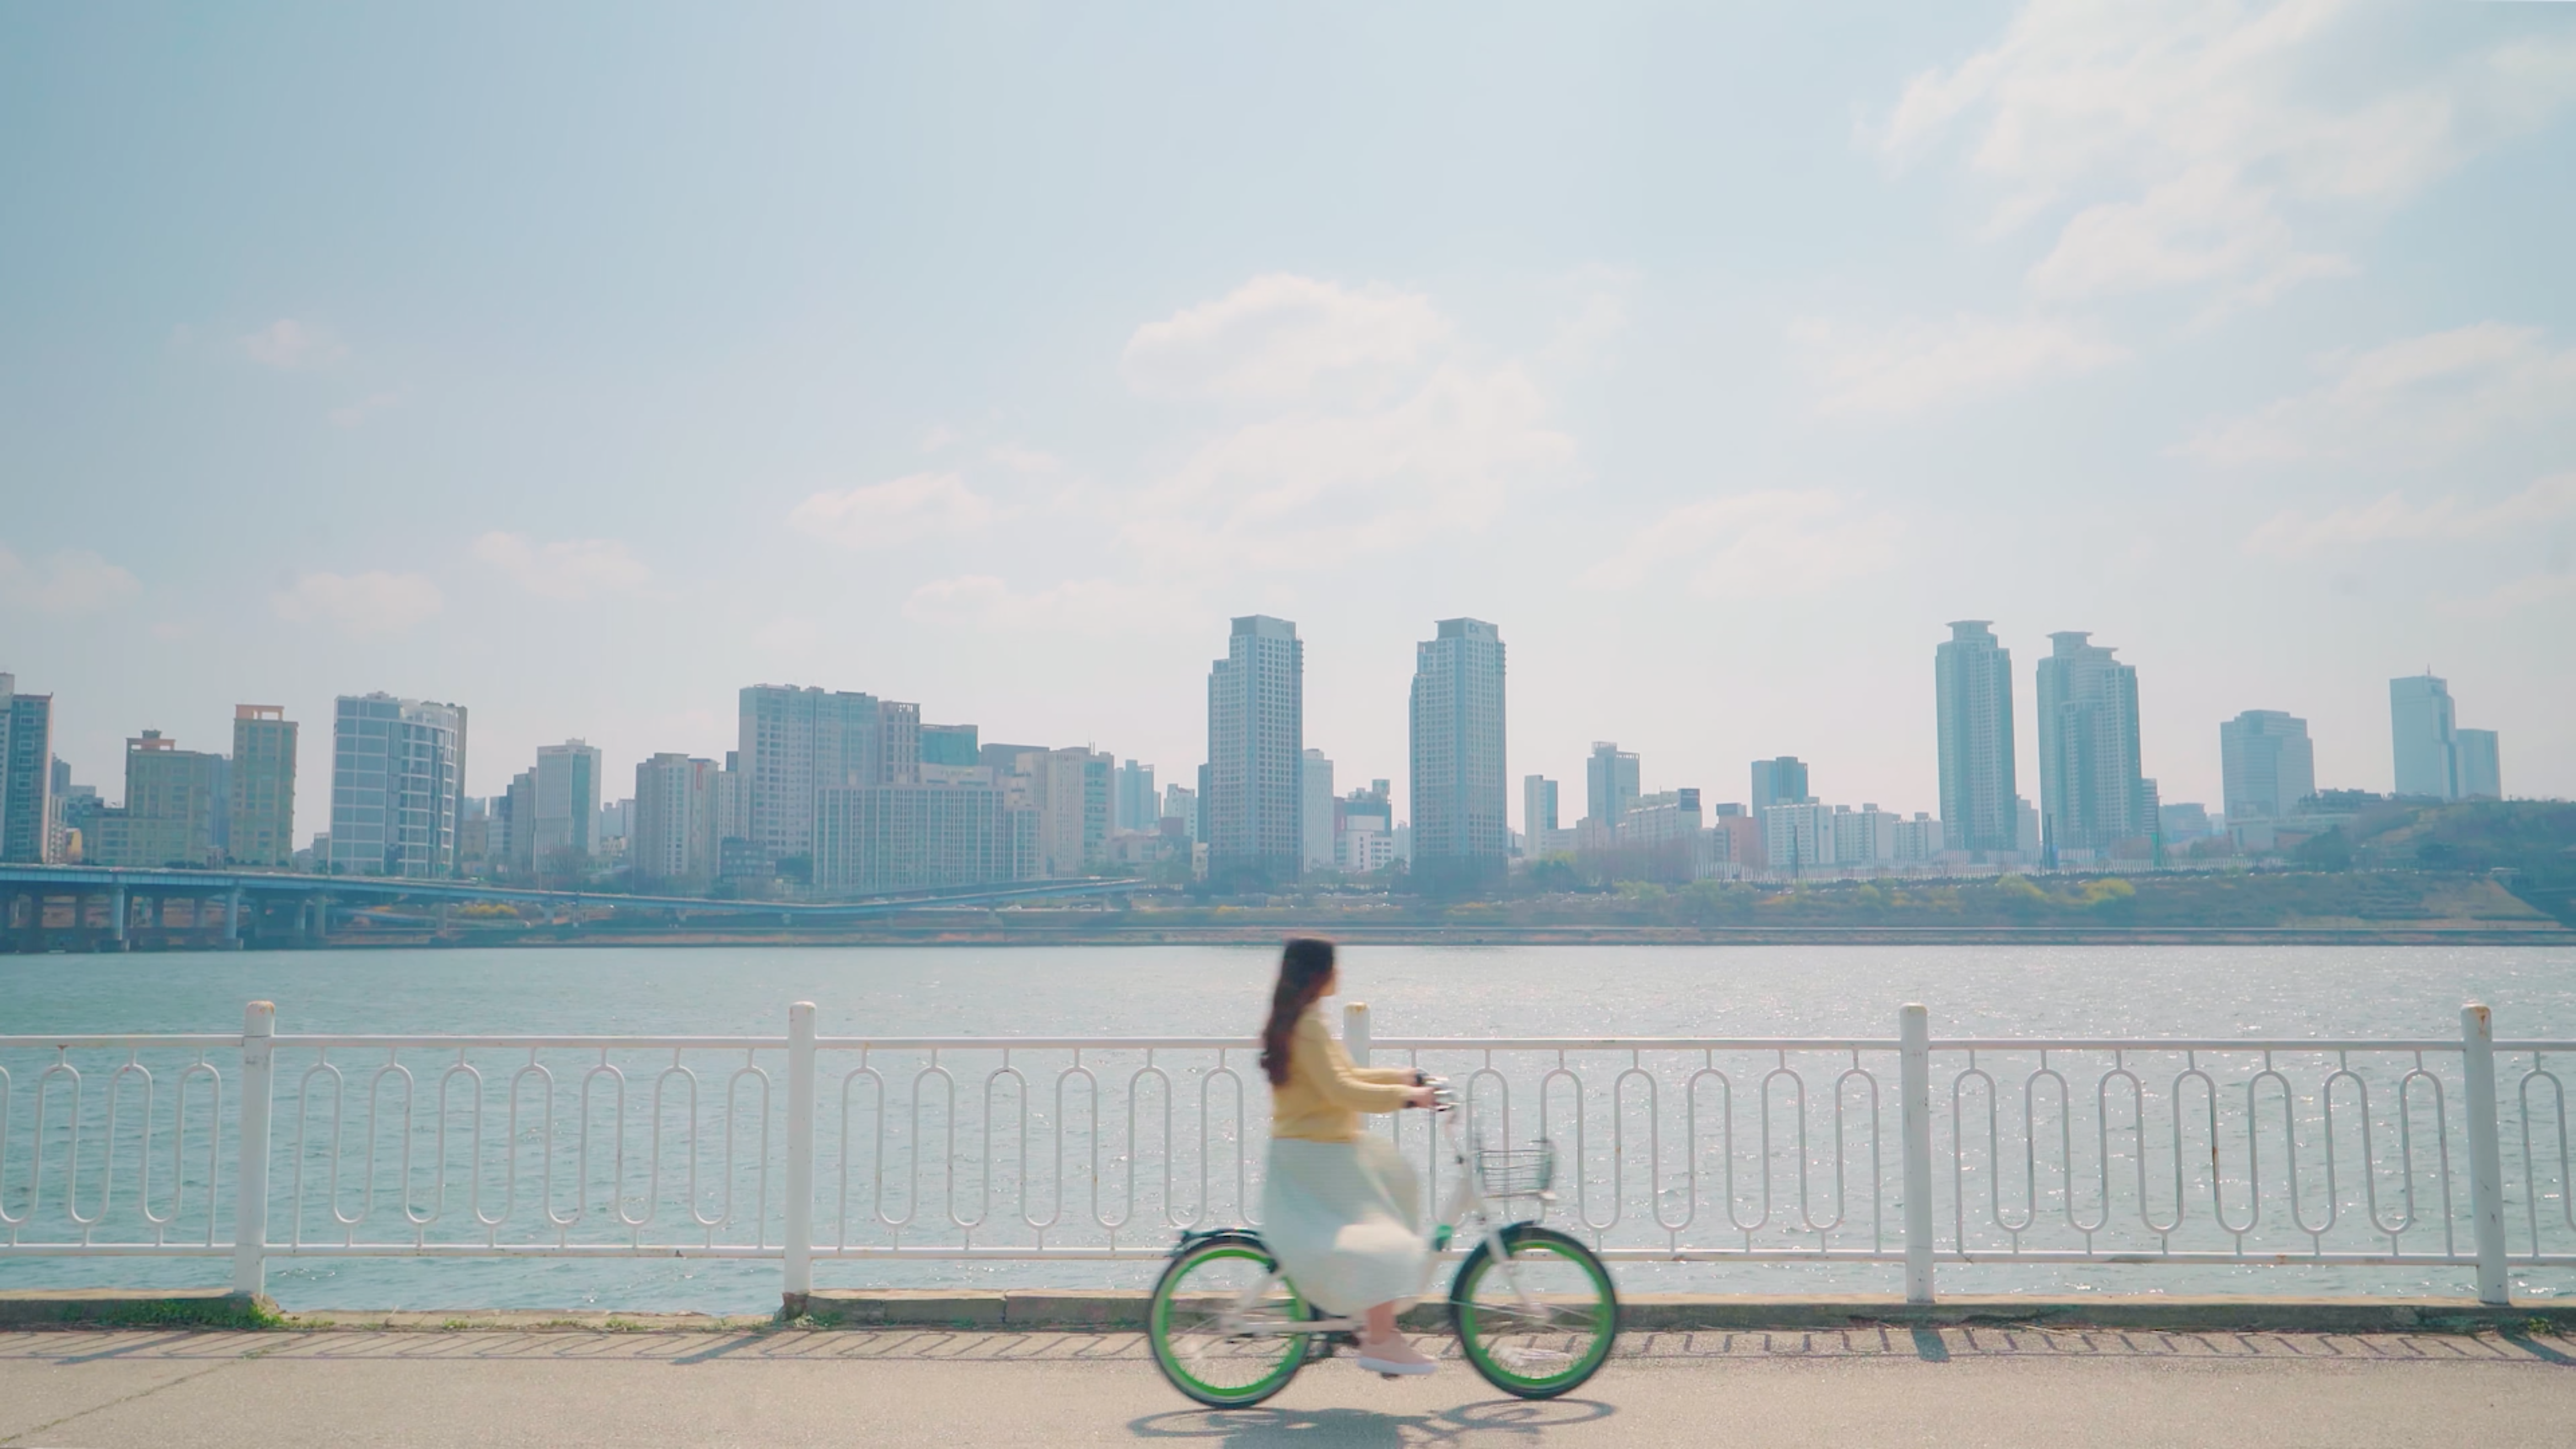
7 1327 2575 1448
4 1324 2573 1363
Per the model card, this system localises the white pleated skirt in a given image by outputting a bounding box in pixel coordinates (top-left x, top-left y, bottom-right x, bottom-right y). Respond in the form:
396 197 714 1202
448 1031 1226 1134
1261 1134 1428 1316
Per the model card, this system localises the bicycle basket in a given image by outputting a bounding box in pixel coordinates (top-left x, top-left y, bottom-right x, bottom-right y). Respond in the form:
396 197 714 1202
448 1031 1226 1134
1472 1141 1556 1199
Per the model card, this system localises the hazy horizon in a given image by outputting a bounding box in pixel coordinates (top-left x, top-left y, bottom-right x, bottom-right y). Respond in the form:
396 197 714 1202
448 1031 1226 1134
6 2 2572 846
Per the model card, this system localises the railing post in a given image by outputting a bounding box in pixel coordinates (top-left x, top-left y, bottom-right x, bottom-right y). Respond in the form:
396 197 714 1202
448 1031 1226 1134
2462 1002 2510 1306
1344 1001 1371 1066
231 1000 276 1297
781 1000 818 1315
1900 1003 1935 1305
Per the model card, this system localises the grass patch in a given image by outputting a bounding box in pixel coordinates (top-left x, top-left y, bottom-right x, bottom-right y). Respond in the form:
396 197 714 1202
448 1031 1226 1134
94 1296 290 1331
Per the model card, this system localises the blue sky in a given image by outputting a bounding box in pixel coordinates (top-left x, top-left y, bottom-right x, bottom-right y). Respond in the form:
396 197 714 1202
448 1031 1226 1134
4 1 2572 843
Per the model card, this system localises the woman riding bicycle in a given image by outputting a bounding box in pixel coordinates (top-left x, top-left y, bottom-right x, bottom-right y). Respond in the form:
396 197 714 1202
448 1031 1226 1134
1258 937 1440 1377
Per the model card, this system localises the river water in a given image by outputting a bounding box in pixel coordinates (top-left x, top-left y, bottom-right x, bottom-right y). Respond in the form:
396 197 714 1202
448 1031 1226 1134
5 943 2574 1312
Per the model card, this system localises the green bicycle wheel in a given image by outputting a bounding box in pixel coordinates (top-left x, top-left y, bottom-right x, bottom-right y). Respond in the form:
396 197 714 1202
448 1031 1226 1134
1147 1232 1313 1408
1447 1224 1619 1398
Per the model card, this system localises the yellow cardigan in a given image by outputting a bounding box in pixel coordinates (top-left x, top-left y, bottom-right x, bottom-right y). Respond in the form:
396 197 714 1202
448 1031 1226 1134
1271 1008 1417 1142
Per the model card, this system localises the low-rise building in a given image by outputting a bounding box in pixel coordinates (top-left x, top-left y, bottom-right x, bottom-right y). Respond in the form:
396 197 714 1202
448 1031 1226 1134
1830 803 1901 866
1891 813 1945 864
1707 804 1761 872
1581 788 1704 883
1336 781 1394 872
1763 801 1836 872
812 780 1037 896
1161 783 1198 842
96 731 227 868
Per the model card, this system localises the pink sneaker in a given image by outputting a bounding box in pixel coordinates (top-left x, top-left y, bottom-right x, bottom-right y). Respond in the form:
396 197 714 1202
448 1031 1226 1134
1355 1335 1436 1377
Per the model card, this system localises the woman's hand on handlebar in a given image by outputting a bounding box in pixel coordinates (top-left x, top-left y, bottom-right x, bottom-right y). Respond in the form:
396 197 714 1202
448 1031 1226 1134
1402 1084 1438 1109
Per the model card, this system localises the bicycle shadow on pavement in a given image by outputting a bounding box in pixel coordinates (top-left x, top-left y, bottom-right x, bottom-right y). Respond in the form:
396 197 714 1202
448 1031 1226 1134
1128 1397 1613 1446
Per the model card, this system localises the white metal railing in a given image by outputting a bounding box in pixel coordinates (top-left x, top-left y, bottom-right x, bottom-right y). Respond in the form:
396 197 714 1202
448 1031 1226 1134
4 1000 2572 1306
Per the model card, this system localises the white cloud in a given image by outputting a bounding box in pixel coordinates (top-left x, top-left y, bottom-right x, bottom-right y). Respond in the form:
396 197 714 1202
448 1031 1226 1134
917 424 960 453
903 575 1200 636
2186 325 2576 464
0 545 141 615
469 532 652 600
788 471 1001 549
239 318 348 370
1788 312 2126 417
2245 473 2576 558
1880 0 2576 308
272 571 443 637
2025 164 2358 311
1121 273 1450 403
1114 275 1580 572
1580 490 1905 598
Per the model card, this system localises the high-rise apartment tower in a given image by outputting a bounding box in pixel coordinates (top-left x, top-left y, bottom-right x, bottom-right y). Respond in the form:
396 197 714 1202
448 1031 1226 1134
329 694 469 877
227 705 297 868
1749 756 1810 813
632 753 720 889
1586 743 1640 832
1409 617 1507 895
531 740 605 869
1522 775 1559 856
2456 729 2502 800
1301 750 1336 870
1934 621 2017 854
1115 760 1159 834
2389 674 2458 800
2036 632 2145 855
1205 615 1303 890
0 674 54 863
738 685 922 862
2219 710 2315 823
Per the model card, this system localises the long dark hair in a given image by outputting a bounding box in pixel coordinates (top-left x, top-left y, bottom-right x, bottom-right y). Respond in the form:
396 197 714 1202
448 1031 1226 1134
1259 938 1337 1087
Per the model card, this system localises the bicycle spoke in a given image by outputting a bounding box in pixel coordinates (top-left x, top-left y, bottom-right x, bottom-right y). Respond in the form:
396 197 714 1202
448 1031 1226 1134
1150 1244 1309 1406
1451 1230 1617 1398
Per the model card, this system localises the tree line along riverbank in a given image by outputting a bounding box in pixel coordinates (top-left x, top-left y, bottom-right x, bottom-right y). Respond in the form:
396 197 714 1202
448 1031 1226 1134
295 869 2572 948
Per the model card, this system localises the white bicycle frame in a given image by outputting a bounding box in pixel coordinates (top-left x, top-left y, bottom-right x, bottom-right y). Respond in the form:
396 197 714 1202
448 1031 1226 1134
1216 1086 1552 1337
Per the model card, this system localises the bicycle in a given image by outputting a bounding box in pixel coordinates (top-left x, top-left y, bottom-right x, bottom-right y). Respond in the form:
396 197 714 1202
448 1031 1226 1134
1146 1076 1619 1406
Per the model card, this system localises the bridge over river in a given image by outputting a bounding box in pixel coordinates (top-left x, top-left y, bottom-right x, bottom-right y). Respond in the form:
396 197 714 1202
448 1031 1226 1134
0 864 1147 952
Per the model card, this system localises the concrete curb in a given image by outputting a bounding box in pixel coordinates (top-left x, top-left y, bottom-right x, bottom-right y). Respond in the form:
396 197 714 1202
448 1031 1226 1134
0 1289 282 1329
785 1290 2576 1334
7 1290 2573 1335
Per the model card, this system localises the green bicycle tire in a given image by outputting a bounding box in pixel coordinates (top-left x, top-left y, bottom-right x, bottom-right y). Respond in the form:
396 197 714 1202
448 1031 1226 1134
1447 1224 1619 1398
1147 1233 1312 1408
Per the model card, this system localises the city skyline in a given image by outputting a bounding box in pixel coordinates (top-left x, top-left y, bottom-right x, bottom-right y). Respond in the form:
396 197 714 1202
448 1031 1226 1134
0 611 2544 866
5 5 2573 836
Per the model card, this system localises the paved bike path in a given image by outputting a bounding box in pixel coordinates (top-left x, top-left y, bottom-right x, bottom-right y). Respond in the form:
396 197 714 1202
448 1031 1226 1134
5 1327 2573 1447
